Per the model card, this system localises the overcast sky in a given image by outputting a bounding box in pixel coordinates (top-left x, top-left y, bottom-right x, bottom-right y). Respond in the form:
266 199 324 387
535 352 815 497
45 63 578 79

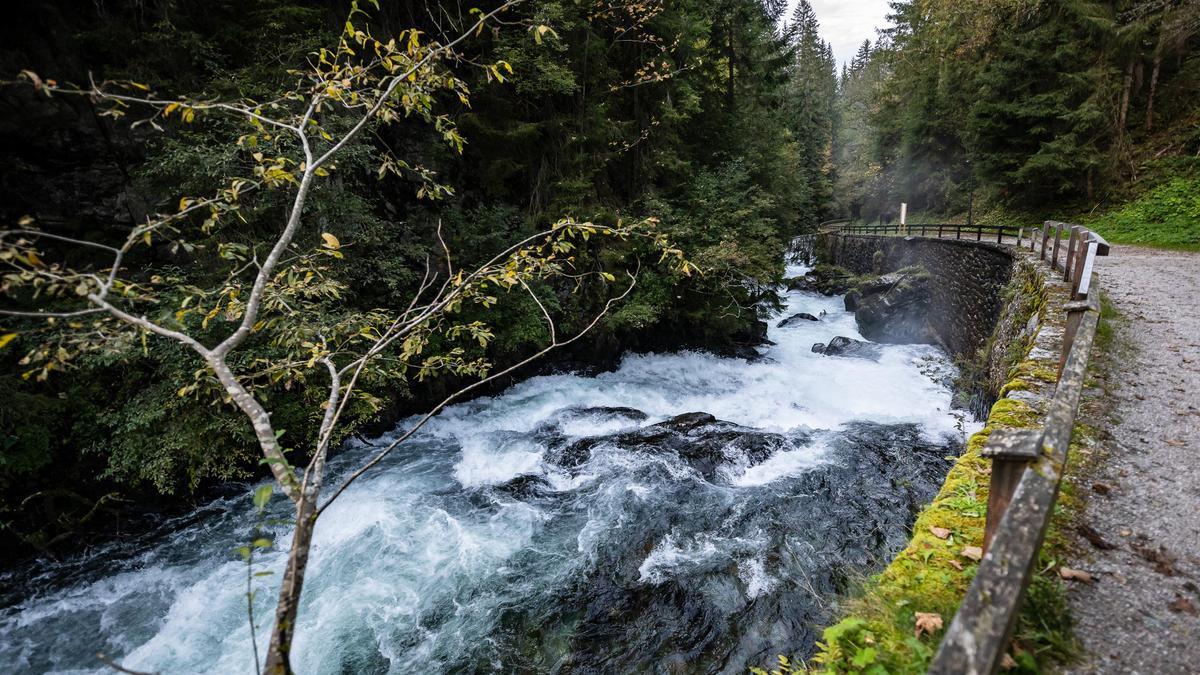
787 0 894 68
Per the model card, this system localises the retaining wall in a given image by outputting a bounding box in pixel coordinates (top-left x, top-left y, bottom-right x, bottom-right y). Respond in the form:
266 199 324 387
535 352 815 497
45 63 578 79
818 234 1016 361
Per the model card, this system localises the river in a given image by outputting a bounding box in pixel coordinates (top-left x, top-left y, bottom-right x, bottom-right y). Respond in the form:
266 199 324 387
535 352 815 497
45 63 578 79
0 249 975 674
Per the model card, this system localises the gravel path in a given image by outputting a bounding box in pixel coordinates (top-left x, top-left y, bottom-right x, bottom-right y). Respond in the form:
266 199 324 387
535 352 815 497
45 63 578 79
1060 246 1200 674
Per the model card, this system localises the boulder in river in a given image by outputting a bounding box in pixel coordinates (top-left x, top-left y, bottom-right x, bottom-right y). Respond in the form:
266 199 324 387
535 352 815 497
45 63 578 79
853 267 938 345
544 411 797 481
777 313 820 327
813 336 882 361
785 264 857 296
844 289 862 312
784 276 813 292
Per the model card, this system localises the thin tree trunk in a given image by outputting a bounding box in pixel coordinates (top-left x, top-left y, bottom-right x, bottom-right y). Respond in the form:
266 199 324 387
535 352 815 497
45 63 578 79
264 495 318 675
1117 59 1134 145
1145 51 1162 131
726 19 735 111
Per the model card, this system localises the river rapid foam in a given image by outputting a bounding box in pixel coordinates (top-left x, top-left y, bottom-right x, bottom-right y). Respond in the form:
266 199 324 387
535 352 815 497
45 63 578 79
0 252 976 674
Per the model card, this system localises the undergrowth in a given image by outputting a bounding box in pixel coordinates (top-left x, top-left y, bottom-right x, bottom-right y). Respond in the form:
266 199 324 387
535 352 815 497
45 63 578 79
1085 175 1200 250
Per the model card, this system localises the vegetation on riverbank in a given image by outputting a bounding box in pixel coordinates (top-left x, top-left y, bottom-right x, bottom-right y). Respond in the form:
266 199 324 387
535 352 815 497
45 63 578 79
0 0 847 558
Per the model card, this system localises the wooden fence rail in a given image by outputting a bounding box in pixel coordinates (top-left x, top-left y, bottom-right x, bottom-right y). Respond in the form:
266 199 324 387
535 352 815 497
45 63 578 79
823 220 1111 675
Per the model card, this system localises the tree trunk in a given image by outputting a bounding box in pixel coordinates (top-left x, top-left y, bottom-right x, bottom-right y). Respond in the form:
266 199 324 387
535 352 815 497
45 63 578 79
264 495 318 675
1117 59 1134 145
726 19 735 111
1145 51 1162 131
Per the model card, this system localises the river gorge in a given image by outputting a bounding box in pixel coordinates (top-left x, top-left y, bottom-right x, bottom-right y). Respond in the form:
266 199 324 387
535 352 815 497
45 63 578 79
0 249 978 674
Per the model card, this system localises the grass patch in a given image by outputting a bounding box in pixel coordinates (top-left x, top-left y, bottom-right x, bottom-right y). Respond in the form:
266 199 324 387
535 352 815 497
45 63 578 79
1085 175 1200 250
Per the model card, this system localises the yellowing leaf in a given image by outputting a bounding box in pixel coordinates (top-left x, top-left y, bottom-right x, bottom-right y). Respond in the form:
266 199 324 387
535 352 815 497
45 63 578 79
321 232 341 250
1059 566 1094 583
0 333 18 350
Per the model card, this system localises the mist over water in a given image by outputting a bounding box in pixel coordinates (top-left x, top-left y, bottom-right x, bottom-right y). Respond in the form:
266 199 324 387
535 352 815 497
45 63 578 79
0 250 976 674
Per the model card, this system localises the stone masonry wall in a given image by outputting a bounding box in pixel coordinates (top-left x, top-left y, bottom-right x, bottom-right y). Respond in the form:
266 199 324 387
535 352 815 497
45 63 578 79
818 235 1015 361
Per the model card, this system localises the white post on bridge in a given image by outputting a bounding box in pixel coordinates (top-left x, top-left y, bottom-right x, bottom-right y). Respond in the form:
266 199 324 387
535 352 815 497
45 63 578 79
900 202 908 235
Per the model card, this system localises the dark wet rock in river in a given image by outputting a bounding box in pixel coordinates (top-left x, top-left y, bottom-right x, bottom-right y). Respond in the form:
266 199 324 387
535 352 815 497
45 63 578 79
504 421 961 672
854 267 938 345
811 343 825 353
652 411 718 433
544 412 794 481
813 336 882 361
494 474 554 498
844 288 862 312
777 313 820 327
784 275 813 292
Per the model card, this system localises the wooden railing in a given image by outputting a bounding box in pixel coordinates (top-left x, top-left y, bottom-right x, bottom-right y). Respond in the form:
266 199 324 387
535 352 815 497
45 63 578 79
823 220 1112 675
829 222 1023 244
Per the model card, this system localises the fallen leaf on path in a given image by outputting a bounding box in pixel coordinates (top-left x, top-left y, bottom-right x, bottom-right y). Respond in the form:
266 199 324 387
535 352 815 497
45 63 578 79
1076 522 1118 550
1091 481 1112 495
1132 541 1178 576
1059 567 1094 582
948 559 964 571
1165 438 1187 447
914 612 943 638
960 546 983 562
1168 594 1197 615
929 526 951 540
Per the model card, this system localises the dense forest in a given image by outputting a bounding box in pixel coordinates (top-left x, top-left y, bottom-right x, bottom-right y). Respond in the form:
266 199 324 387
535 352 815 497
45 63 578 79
835 0 1200 232
0 0 841 559
2 0 1197 578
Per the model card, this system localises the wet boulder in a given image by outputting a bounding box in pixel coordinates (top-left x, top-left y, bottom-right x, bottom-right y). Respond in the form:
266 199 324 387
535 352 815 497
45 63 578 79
815 336 882 361
652 412 718 433
493 474 554 498
777 313 820 327
543 412 794 481
784 276 813 292
853 267 938 345
843 289 862 312
811 343 825 353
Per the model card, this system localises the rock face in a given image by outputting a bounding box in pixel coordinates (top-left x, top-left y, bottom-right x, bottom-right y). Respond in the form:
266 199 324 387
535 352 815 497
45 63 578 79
777 312 820 327
853 267 938 345
812 336 882 361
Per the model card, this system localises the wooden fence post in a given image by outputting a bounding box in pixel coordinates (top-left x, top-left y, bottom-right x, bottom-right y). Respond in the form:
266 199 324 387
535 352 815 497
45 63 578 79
982 429 1042 554
1063 226 1081 281
1041 222 1051 260
1051 221 1064 270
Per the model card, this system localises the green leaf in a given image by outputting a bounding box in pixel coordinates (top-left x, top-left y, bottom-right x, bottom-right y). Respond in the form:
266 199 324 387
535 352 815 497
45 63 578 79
851 647 877 667
253 484 273 509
